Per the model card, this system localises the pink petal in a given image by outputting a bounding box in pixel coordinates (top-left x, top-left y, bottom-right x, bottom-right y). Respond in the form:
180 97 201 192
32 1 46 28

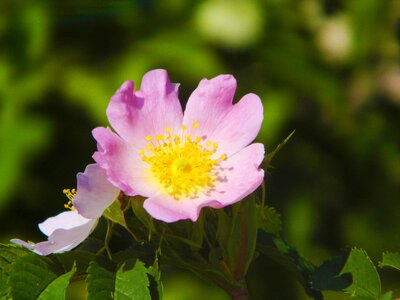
209 93 263 157
11 210 97 256
183 75 262 156
182 74 237 140
73 164 120 219
143 143 264 222
106 69 183 150
143 192 225 223
207 143 264 205
92 127 159 197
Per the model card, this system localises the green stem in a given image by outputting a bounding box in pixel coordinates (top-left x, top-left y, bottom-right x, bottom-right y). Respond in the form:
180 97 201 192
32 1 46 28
105 219 114 260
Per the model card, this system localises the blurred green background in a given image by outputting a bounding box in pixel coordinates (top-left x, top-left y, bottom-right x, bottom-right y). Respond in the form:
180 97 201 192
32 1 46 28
1 0 399 299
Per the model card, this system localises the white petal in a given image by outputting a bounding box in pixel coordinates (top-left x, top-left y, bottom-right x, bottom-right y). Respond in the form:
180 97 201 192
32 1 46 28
11 210 97 256
39 210 93 237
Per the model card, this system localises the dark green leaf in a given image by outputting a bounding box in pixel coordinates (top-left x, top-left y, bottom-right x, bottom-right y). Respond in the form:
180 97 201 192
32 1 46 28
257 232 322 300
86 259 116 300
7 254 60 300
311 255 351 291
56 250 96 275
147 251 163 300
0 244 31 297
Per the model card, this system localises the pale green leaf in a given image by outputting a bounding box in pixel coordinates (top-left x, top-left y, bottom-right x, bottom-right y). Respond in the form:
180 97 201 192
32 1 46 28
379 252 400 271
103 199 126 228
380 291 393 300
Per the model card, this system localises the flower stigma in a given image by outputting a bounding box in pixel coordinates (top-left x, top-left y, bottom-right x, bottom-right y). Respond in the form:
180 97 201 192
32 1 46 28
63 188 76 210
138 122 227 199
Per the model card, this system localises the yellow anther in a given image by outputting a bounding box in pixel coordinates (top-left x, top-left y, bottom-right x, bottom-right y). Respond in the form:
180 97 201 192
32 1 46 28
140 126 224 199
219 154 227 161
138 149 145 155
63 188 77 210
145 135 152 141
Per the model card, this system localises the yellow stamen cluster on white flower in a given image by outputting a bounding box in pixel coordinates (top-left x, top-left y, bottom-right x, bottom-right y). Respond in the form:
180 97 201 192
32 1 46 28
63 188 76 210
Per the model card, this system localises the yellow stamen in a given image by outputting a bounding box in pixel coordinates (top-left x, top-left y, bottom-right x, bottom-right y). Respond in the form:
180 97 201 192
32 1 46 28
138 124 226 199
192 122 199 128
63 188 76 210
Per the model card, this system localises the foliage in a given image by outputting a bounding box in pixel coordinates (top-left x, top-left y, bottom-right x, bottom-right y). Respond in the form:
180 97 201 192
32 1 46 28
1 0 399 298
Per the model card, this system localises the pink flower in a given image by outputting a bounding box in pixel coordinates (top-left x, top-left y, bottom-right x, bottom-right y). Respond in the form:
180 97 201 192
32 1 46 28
11 164 119 255
93 69 264 223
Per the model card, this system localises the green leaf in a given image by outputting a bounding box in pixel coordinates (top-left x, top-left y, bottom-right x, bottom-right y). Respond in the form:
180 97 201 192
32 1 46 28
341 248 381 299
103 199 126 228
379 252 400 271
56 250 96 275
7 254 60 300
262 130 295 168
87 260 116 300
87 258 155 300
258 206 282 235
37 264 76 300
257 233 322 299
131 196 156 240
147 251 163 300
0 244 31 297
115 260 151 300
380 291 393 300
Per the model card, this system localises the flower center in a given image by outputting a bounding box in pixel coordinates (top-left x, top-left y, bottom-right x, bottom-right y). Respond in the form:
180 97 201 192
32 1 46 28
139 122 227 199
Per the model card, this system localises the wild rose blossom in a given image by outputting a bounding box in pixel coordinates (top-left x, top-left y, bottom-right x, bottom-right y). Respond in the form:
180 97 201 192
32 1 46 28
93 69 264 222
11 164 119 255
